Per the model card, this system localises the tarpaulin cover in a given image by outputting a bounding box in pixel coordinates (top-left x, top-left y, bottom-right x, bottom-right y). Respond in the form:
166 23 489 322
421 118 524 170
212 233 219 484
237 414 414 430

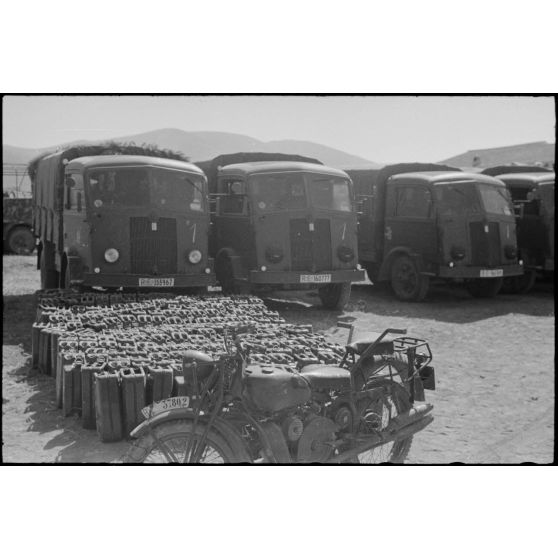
481 165 553 177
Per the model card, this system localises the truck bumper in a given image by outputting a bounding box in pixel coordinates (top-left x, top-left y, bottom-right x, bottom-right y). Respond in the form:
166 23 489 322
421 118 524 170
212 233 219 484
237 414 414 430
82 272 216 289
248 269 365 285
437 264 524 279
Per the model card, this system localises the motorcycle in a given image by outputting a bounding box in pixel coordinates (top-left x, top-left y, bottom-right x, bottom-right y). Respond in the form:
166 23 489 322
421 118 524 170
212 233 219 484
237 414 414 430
125 322 436 463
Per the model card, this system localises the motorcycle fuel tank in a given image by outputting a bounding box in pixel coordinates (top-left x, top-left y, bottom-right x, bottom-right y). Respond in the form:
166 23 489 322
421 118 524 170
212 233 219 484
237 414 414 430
242 365 312 413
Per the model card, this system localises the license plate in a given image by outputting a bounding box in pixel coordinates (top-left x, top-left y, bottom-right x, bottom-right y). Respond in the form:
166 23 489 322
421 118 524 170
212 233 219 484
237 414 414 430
141 396 190 419
139 277 175 287
300 274 332 284
480 269 503 278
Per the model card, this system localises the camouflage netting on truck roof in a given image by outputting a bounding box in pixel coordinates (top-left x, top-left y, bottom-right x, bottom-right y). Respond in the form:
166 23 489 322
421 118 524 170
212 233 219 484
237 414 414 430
27 142 190 181
195 152 323 191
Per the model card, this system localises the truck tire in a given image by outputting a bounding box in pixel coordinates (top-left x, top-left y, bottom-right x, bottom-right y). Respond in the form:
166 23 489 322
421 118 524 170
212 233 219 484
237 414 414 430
7 226 35 255
318 282 351 310
390 255 430 302
501 270 537 295
39 245 59 289
215 254 249 294
466 277 503 298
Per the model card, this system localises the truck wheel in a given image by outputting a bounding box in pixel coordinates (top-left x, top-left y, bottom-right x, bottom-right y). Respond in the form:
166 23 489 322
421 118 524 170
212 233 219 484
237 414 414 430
501 270 537 295
39 246 59 290
390 255 429 302
215 254 250 294
318 282 351 310
466 277 503 298
7 226 35 255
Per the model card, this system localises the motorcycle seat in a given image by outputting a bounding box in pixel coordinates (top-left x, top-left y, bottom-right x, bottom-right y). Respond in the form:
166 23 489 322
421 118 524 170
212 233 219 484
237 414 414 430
299 365 351 390
346 332 398 356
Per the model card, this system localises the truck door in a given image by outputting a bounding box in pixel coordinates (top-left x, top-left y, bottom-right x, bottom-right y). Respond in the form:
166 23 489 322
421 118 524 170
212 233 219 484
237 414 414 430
215 178 255 269
384 183 438 267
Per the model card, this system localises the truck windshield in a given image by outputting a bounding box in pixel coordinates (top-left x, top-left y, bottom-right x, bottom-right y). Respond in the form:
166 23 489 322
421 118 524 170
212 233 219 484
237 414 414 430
477 183 513 216
88 167 204 211
251 173 307 211
309 176 351 212
435 183 482 216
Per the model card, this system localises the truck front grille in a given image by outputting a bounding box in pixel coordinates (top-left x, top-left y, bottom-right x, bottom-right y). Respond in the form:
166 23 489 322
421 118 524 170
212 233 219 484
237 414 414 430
469 222 501 266
130 217 177 274
290 218 332 272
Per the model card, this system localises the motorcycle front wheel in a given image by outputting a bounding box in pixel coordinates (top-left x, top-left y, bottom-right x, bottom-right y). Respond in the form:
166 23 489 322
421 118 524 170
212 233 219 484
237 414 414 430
124 420 237 464
354 354 413 463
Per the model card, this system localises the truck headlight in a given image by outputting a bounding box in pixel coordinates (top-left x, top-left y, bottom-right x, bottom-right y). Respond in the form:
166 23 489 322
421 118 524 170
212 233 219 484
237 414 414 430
104 248 119 263
504 245 517 259
188 249 202 264
265 245 284 263
337 245 354 262
450 246 466 260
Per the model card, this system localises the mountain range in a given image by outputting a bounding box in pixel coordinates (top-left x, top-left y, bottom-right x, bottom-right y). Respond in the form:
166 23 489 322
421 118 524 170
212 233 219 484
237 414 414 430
440 141 555 168
2 129 378 169
3 130 554 195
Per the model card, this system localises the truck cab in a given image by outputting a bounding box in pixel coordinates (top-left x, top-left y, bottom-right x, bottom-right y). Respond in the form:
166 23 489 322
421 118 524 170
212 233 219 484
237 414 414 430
32 151 215 290
352 163 523 301
210 160 364 309
482 166 555 292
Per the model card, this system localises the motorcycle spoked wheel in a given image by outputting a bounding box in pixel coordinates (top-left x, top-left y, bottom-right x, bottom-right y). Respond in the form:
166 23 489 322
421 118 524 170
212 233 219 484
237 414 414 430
352 354 413 463
124 420 237 464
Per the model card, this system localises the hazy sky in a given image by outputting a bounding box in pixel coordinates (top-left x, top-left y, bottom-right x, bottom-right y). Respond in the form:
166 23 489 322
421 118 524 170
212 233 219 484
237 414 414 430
3 95 555 164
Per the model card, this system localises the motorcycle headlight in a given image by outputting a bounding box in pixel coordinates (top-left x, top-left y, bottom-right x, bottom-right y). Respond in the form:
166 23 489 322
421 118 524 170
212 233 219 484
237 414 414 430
450 246 466 260
188 249 202 264
104 248 119 263
265 245 284 264
337 245 355 262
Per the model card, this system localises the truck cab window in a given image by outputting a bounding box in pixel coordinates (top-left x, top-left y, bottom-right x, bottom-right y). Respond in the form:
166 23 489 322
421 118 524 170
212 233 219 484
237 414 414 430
65 173 83 211
89 168 150 206
251 174 307 212
435 184 481 216
395 186 431 218
219 179 246 214
310 177 351 211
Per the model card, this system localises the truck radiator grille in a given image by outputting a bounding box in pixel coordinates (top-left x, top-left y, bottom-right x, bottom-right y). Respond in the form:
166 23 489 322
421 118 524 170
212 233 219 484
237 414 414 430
130 217 177 274
469 222 501 266
290 219 332 272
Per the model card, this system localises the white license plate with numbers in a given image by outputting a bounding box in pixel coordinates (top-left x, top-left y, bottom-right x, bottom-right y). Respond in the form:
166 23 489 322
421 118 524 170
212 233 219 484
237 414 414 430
480 269 503 278
139 277 175 287
141 396 190 419
300 274 332 283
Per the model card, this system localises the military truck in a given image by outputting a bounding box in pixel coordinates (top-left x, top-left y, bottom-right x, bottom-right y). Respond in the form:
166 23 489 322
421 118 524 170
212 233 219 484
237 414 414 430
3 194 36 254
346 163 523 301
30 144 215 291
197 153 365 309
482 165 555 293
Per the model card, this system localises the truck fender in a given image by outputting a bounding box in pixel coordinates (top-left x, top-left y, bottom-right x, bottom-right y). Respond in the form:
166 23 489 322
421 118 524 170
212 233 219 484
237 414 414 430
377 247 425 281
215 247 245 279
129 408 252 462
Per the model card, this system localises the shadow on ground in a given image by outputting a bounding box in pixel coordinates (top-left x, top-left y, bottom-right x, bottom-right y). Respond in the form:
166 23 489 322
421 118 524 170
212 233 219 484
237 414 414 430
6 360 128 463
264 280 554 325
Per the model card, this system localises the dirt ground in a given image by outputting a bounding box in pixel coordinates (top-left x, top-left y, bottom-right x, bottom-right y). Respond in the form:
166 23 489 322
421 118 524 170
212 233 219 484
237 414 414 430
2 255 555 463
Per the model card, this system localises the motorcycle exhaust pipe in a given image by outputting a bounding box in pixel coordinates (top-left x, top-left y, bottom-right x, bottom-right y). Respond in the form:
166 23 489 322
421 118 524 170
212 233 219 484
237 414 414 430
328 404 433 464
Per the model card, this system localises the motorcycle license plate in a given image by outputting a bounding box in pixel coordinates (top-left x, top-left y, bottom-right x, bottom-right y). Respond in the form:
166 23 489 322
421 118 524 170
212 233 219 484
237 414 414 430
141 396 190 419
139 277 175 287
300 274 332 284
479 269 503 278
